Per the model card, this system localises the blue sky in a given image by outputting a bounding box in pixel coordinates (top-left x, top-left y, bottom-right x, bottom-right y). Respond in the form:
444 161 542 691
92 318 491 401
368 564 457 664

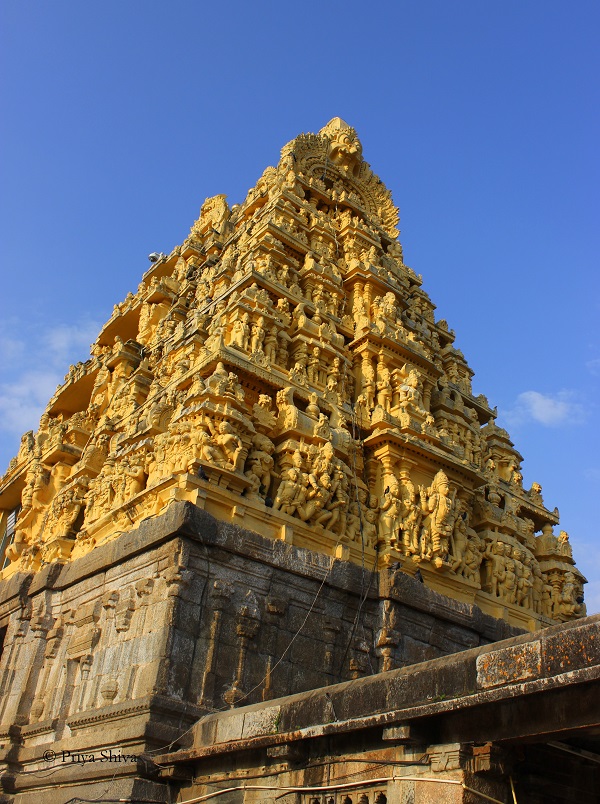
1 1 599 610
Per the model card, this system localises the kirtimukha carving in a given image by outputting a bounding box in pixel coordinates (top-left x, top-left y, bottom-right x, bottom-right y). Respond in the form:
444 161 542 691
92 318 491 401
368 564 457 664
0 118 585 630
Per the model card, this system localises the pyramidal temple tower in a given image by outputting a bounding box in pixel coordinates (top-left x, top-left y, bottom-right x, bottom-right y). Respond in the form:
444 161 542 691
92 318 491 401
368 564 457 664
0 119 593 804
0 118 585 627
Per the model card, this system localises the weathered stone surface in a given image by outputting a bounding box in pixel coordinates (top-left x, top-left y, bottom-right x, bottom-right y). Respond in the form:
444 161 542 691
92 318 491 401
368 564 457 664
181 613 599 755
156 615 600 804
476 640 541 689
543 620 600 675
0 504 528 802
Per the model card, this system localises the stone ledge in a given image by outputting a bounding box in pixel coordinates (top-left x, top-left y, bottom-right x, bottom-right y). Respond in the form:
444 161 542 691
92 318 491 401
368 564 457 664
163 613 599 762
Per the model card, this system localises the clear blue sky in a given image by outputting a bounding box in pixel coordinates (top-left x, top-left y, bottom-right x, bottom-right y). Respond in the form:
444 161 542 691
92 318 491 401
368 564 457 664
1 1 598 610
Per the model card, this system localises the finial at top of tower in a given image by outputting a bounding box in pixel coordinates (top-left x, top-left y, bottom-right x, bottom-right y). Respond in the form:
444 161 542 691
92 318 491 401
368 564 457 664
319 117 353 135
318 117 363 176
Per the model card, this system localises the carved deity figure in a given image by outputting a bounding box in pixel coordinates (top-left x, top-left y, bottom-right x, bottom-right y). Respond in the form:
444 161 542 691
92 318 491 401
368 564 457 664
461 533 484 585
164 419 192 475
46 484 87 541
264 325 278 364
76 433 110 476
485 541 507 598
400 369 423 410
146 431 168 487
326 357 342 393
123 456 147 500
194 428 226 467
289 361 308 386
378 480 403 549
17 431 35 464
250 316 266 354
84 459 116 525
322 467 350 534
398 475 421 557
500 559 517 604
307 347 322 385
376 356 392 412
419 470 456 567
450 510 469 574
536 524 558 555
361 359 376 411
245 433 275 496
297 472 333 524
21 457 44 512
558 572 581 618
557 530 573 558
352 293 370 333
229 315 250 351
516 558 533 609
207 420 244 472
362 506 378 550
532 565 544 614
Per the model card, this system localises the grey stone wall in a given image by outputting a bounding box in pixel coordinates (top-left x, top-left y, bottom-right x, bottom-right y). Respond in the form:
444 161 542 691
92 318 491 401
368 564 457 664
0 502 521 802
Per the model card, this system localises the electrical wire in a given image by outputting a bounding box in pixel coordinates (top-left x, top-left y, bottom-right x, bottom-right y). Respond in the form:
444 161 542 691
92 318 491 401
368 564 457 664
174 776 510 804
191 754 429 786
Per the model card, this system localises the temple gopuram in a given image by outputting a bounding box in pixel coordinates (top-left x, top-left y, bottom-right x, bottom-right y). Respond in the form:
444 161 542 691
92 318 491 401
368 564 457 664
0 117 584 629
0 120 596 804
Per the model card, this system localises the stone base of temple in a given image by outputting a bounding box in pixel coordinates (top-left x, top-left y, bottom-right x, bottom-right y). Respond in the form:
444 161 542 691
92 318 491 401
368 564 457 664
0 501 531 801
161 614 600 804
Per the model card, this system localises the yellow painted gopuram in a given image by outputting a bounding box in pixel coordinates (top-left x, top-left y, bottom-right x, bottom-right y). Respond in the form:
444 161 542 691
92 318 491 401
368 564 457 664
0 119 585 630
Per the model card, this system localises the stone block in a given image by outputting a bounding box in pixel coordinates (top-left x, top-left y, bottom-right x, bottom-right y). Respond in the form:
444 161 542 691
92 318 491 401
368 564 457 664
241 704 281 738
476 641 542 689
543 621 600 676
214 711 245 744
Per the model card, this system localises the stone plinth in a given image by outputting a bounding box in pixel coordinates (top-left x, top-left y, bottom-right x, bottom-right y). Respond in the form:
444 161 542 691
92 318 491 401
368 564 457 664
0 502 523 803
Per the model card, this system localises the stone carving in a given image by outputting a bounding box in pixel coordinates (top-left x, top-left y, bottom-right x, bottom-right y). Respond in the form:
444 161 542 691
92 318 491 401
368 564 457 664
418 471 456 568
244 433 275 499
378 480 403 549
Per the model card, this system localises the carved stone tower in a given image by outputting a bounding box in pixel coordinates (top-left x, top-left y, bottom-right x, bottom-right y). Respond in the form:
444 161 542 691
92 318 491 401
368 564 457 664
0 120 587 803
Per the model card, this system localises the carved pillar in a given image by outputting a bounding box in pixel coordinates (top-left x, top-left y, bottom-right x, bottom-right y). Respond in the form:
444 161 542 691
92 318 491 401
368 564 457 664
423 380 433 412
353 281 364 316
14 604 52 725
349 638 371 680
548 570 563 618
0 605 30 724
364 453 380 495
64 600 101 715
78 654 94 710
29 615 65 722
323 618 340 679
262 597 286 702
377 602 400 673
364 281 374 315
199 580 232 709
224 592 261 707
